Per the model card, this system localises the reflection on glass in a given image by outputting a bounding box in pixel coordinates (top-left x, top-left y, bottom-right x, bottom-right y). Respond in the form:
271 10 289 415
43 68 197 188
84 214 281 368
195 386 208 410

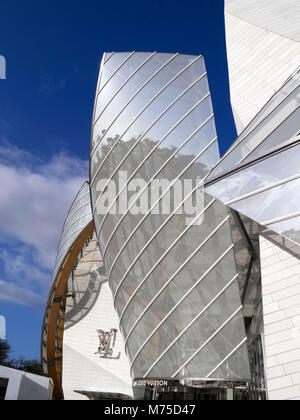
91 54 206 175
206 143 300 204
207 69 300 180
268 215 300 245
90 53 249 381
231 177 300 226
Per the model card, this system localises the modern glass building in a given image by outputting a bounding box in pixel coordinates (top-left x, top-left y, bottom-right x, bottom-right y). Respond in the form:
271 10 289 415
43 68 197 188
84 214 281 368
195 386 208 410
43 0 300 400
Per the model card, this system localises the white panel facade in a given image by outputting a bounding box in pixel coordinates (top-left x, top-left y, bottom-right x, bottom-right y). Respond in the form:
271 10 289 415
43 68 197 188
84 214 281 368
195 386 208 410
62 236 133 400
62 280 133 400
260 236 300 400
226 0 300 42
0 366 53 400
225 0 300 132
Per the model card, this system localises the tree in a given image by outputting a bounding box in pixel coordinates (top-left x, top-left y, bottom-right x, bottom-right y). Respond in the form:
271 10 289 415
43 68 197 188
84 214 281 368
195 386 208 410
0 339 11 365
0 340 43 375
11 357 43 375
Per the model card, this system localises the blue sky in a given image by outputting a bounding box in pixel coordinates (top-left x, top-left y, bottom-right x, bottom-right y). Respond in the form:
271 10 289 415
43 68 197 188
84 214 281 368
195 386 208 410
0 0 237 360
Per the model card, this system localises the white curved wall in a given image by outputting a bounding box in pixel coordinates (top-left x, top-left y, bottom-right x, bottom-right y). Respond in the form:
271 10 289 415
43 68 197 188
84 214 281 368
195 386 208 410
260 236 300 400
62 235 133 400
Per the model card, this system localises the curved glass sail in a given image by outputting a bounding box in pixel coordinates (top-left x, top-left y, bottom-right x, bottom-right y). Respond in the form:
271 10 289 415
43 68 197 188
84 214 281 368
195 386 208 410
90 52 250 381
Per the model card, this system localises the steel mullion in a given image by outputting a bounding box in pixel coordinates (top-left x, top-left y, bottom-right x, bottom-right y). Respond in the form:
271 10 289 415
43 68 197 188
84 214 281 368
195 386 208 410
122 216 231 348
205 338 248 378
171 306 243 377
90 53 180 157
90 54 201 178
95 52 157 122
135 269 239 378
225 172 300 206
103 135 217 282
98 94 212 251
111 195 217 306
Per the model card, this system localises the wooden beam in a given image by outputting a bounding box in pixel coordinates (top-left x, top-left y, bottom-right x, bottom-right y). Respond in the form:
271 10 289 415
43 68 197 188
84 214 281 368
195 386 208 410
45 220 94 399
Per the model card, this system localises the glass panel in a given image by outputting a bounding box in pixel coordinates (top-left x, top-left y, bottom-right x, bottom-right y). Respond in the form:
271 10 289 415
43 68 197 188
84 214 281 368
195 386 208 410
56 213 92 259
99 52 133 88
211 342 251 381
101 140 218 263
177 311 246 379
93 147 217 269
104 52 113 64
142 299 244 379
121 220 233 342
63 198 91 226
98 130 218 264
91 55 205 176
95 53 153 121
112 197 229 312
109 195 226 297
131 250 238 376
92 78 211 180
60 212 91 241
267 215 300 245
66 193 90 221
206 143 300 204
65 236 103 328
231 177 300 225
244 105 300 162
235 73 300 148
91 53 175 152
207 69 300 180
62 199 91 232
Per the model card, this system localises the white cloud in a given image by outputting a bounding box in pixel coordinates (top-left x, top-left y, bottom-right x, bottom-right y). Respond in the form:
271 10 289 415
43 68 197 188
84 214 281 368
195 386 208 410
39 76 67 95
0 142 89 307
0 247 49 291
0 280 44 308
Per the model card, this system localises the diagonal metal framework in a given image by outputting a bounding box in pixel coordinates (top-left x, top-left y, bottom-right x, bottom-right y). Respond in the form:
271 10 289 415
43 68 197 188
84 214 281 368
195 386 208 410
90 52 250 381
